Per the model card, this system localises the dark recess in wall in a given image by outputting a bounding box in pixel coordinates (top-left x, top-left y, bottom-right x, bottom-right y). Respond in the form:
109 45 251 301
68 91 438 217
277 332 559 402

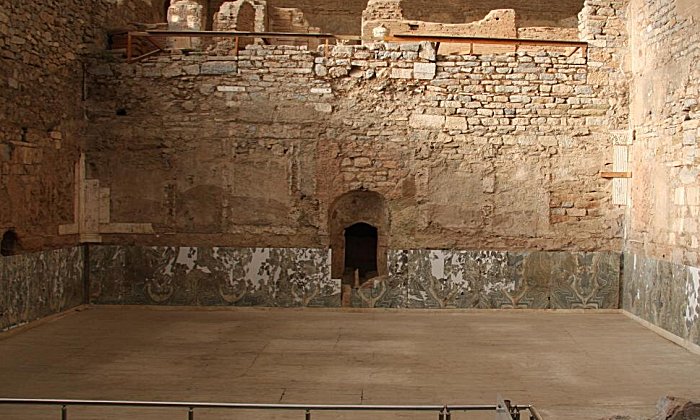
1 230 21 256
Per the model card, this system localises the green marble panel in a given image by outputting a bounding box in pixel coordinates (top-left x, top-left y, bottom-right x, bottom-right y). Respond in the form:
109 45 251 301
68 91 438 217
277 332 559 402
1 247 84 331
89 246 339 308
621 252 700 347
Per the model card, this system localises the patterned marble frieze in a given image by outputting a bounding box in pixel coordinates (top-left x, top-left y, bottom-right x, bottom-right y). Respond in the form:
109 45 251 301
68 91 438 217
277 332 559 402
355 250 621 309
622 253 700 347
89 246 340 307
0 247 84 331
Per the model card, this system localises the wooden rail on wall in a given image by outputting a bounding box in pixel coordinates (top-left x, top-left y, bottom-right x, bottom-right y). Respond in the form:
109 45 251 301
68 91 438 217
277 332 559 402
386 34 589 58
126 30 353 63
600 171 632 179
124 31 586 63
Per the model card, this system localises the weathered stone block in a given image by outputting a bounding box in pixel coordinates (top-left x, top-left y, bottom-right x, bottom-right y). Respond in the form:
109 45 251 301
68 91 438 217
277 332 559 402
390 68 413 79
310 87 332 94
201 61 237 75
413 62 436 80
217 86 245 92
445 116 468 130
409 113 445 129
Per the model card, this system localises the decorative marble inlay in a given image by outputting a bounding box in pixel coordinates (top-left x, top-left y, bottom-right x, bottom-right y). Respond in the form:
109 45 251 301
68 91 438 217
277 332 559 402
1 247 84 331
89 246 339 307
622 253 700 347
383 250 620 309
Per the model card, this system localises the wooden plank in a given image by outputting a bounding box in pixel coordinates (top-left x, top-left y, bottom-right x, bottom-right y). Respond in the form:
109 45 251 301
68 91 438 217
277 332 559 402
387 33 588 49
600 171 632 179
127 49 162 64
144 30 336 39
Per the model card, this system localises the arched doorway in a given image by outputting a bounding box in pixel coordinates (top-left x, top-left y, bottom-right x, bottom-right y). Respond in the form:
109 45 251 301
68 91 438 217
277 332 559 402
1 230 20 257
329 190 389 300
344 222 378 284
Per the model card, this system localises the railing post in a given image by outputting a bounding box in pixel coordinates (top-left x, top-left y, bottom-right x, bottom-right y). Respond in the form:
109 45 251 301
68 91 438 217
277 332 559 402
305 409 311 420
61 405 67 420
438 407 445 420
188 407 194 420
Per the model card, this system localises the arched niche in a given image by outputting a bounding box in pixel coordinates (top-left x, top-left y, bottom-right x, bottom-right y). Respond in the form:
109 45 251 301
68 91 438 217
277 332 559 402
329 190 389 285
214 1 267 31
1 230 20 257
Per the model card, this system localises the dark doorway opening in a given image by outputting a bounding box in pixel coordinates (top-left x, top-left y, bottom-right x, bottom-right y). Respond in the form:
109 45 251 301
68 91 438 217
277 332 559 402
344 223 378 283
1 230 20 257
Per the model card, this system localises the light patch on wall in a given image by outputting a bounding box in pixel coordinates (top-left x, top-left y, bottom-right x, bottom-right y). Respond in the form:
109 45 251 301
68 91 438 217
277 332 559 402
613 145 630 205
176 247 212 274
686 266 700 325
429 250 445 279
676 0 700 19
483 279 516 296
246 248 273 288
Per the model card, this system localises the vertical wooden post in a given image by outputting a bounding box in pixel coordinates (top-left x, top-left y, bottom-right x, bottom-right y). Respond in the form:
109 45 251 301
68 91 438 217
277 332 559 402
324 38 329 59
127 32 133 62
235 36 240 57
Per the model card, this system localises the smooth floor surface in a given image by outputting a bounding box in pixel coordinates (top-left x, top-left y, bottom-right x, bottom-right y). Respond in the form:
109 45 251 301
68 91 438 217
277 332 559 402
1 307 699 420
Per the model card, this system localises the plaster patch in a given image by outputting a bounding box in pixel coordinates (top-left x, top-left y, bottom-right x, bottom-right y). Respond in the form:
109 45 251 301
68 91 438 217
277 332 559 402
429 250 445 279
686 266 700 324
246 248 272 288
483 279 516 295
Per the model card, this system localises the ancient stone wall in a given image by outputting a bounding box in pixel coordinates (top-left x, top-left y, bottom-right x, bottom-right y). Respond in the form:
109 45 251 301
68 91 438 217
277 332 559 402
85 36 625 253
0 0 168 328
203 0 586 36
401 0 584 28
622 0 700 348
0 0 168 252
0 247 84 331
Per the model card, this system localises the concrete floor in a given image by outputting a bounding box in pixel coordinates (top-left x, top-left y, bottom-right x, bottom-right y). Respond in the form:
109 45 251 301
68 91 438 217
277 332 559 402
0 307 699 420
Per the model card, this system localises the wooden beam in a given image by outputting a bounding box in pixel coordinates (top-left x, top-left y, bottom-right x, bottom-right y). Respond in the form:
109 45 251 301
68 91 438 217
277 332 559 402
127 49 162 64
144 30 336 39
387 33 588 49
600 171 632 179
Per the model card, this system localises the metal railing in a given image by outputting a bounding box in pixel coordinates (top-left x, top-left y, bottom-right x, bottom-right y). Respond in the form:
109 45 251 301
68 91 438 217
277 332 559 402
125 30 361 63
0 398 543 419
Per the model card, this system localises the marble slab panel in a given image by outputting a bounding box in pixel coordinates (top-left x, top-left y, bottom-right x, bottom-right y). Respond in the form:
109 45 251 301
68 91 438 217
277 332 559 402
1 247 84 331
89 246 339 308
622 252 700 347
549 252 620 309
387 250 620 309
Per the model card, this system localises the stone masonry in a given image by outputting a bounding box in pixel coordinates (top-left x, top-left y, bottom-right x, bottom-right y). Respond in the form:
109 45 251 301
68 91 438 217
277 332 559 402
85 29 625 252
0 0 166 251
2 0 700 351
622 0 700 349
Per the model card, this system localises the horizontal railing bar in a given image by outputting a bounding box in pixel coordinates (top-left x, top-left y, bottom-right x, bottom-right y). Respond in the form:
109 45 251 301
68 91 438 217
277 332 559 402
450 404 534 410
141 30 337 39
388 33 588 48
0 399 444 410
0 398 541 416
